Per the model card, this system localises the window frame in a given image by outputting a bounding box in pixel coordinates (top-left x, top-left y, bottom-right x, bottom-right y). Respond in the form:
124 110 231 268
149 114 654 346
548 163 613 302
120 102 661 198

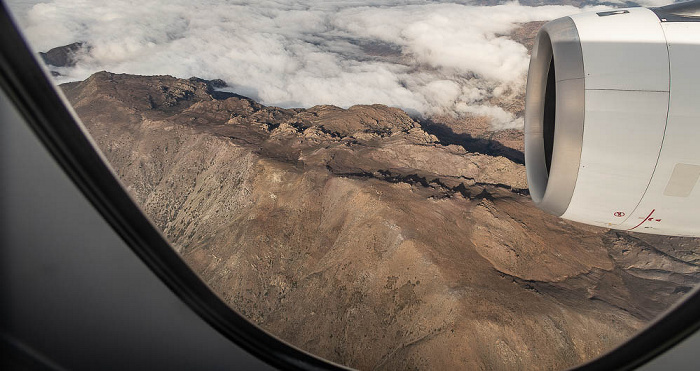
1 2 699 369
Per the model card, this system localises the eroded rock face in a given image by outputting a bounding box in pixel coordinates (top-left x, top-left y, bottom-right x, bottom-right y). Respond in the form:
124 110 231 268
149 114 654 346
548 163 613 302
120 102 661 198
62 72 700 371
509 21 547 53
40 41 87 68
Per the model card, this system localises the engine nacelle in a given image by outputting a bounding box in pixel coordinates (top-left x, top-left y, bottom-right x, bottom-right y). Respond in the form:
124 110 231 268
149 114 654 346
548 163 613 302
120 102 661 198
525 2 700 236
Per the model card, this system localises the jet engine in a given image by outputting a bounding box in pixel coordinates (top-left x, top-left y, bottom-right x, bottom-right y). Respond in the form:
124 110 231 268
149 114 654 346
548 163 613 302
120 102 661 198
525 2 700 236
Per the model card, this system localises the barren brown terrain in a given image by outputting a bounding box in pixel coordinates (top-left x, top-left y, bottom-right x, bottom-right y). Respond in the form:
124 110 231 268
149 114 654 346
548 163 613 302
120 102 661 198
58 70 700 371
41 18 698 371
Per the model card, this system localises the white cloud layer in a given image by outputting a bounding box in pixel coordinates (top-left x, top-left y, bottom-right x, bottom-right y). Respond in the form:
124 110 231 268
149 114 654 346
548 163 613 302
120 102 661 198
6 0 625 129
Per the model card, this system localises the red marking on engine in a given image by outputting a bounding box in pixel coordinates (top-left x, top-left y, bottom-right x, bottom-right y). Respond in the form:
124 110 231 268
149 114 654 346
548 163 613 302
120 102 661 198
614 211 625 217
628 209 655 231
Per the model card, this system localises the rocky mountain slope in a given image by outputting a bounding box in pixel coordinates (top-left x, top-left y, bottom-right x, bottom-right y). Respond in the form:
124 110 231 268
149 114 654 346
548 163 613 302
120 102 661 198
59 71 700 371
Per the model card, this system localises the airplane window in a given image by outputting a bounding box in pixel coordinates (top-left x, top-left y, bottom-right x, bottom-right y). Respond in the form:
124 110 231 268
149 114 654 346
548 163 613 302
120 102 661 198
5 0 699 369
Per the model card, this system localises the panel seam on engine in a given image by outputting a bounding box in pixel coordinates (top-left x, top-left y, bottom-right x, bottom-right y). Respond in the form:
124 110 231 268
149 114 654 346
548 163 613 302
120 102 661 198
620 22 672 229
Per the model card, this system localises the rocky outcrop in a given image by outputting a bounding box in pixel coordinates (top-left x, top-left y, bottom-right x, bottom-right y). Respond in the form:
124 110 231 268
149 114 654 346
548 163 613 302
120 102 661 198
61 72 700 371
509 21 547 53
40 41 87 68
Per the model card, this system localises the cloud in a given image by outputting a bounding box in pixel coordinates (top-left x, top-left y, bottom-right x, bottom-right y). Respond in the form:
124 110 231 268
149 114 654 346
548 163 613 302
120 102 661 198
8 0 616 129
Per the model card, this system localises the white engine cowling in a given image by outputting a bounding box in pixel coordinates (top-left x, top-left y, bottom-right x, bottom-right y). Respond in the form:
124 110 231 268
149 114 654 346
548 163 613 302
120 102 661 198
525 2 700 236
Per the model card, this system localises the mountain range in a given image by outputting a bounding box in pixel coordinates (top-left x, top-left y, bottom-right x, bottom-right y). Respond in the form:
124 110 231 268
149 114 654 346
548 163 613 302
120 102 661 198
54 21 700 370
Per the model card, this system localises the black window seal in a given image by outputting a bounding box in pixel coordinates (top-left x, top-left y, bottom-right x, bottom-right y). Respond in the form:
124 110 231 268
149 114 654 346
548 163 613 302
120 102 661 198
0 3 346 371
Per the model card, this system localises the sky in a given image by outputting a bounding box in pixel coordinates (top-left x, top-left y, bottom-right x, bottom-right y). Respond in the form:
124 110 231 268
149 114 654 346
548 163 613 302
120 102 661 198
5 0 676 129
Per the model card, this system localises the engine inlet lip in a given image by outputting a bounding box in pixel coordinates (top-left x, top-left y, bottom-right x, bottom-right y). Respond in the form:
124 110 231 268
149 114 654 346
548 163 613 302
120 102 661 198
524 16 585 216
543 57 556 176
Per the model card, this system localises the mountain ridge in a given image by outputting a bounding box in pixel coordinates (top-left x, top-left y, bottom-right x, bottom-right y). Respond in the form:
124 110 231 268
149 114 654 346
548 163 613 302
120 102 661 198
60 70 700 371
